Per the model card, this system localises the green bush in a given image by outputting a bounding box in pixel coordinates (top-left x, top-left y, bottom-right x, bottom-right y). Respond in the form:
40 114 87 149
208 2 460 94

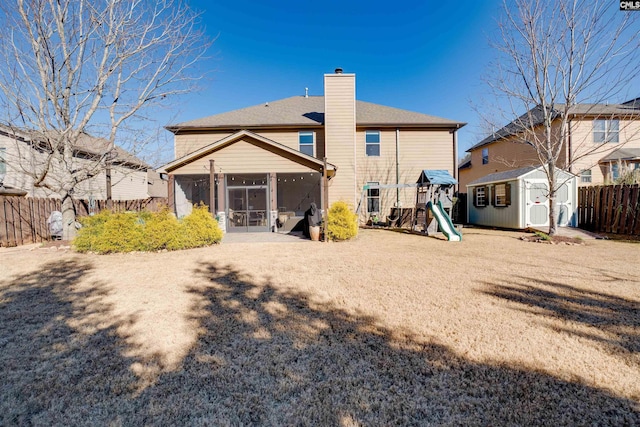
73 205 223 253
327 201 358 241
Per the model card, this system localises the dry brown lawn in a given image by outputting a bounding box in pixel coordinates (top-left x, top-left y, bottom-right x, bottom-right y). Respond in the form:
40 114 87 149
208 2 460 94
1 228 639 425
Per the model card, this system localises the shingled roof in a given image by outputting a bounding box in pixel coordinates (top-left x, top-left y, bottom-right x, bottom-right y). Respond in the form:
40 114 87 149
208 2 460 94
0 125 150 169
468 99 640 152
167 96 464 131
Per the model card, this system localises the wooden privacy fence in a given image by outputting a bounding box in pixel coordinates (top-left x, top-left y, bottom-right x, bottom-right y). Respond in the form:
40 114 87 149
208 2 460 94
0 196 168 247
578 184 640 236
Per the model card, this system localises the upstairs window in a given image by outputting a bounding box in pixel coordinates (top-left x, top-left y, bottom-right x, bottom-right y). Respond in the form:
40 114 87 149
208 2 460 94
367 182 380 213
365 131 380 156
593 120 619 143
482 148 489 164
580 169 592 183
299 131 314 156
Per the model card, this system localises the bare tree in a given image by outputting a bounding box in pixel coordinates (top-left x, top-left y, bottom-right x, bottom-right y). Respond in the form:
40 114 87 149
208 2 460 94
0 0 210 239
485 0 639 235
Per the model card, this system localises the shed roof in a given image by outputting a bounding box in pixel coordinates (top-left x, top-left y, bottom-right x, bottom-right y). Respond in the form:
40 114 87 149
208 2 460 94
467 166 576 187
467 167 538 186
167 96 465 131
417 170 457 185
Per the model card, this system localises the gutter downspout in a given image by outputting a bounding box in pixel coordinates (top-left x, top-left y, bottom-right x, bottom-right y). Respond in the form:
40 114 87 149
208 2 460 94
396 128 400 207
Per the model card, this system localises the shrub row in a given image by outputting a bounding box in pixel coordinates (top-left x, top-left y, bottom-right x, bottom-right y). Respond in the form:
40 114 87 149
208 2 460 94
73 205 223 253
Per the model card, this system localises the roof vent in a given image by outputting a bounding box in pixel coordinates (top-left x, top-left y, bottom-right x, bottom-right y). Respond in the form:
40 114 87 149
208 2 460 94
265 102 269 107
334 67 343 74
305 87 309 98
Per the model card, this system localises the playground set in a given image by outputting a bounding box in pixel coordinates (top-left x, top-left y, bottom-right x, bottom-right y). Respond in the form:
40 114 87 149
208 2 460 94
356 170 462 241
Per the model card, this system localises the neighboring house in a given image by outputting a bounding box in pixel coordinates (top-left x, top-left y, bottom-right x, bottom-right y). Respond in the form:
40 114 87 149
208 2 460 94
0 126 166 200
467 166 578 230
161 69 465 233
458 99 640 189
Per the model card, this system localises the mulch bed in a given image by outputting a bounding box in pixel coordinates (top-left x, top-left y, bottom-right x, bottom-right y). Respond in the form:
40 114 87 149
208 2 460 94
519 234 584 245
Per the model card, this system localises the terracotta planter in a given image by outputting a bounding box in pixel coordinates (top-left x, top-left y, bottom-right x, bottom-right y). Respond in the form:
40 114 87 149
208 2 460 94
309 225 320 241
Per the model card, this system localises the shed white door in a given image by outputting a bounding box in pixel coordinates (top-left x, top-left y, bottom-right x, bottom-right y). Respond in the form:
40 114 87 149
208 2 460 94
555 181 573 227
524 180 549 227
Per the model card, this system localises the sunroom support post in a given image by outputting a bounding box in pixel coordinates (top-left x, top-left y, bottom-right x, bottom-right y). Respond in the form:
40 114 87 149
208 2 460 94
168 174 175 214
216 173 225 213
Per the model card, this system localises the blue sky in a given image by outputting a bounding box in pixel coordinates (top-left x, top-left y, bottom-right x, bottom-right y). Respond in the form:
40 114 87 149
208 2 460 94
168 0 635 157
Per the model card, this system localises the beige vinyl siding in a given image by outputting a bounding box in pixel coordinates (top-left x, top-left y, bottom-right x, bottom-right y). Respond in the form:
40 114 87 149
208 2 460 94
357 129 454 218
0 133 108 199
170 138 317 175
568 119 640 185
461 118 640 189
458 136 540 189
110 168 149 200
147 170 168 198
175 129 326 160
324 73 357 207
174 132 234 158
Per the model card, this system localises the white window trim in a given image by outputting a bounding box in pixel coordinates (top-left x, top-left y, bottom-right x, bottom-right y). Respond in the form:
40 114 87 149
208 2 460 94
482 148 489 165
593 119 619 143
367 181 380 213
298 131 315 157
580 169 592 183
365 130 381 157
494 183 507 207
475 186 486 207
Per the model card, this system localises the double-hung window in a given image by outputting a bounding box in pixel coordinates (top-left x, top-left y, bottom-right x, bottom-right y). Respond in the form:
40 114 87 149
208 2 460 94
365 130 380 156
580 169 592 183
593 120 619 143
367 181 380 213
298 131 314 156
494 183 511 207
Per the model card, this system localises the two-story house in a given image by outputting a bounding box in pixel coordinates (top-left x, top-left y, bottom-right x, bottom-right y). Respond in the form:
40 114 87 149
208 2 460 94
0 126 166 200
161 69 465 233
459 99 640 190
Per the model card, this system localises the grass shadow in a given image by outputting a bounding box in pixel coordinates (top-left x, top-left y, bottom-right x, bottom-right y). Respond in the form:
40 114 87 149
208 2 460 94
1 260 638 424
0 259 147 425
130 262 639 425
481 276 640 361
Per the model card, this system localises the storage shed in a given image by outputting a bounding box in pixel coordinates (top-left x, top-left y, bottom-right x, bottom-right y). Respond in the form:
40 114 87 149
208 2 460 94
467 166 578 229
